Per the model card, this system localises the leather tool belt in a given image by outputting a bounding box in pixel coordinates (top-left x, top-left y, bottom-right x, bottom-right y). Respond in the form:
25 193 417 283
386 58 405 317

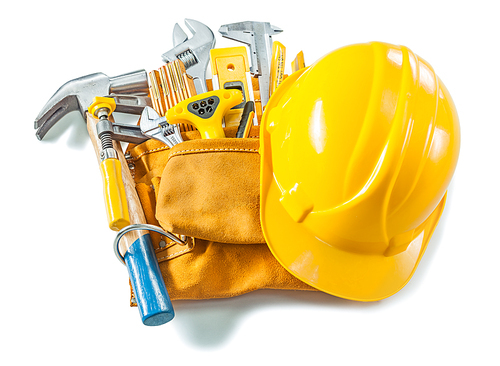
125 125 313 305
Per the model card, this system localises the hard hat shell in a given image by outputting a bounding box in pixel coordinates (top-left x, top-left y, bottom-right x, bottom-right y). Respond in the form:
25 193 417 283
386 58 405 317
260 42 460 301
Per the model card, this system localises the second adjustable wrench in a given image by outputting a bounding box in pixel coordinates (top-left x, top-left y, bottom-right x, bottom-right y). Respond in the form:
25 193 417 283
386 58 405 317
140 107 184 148
218 21 283 108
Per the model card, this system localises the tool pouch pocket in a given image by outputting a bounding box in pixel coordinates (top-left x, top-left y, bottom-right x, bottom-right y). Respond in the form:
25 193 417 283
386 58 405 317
156 137 264 244
127 127 312 301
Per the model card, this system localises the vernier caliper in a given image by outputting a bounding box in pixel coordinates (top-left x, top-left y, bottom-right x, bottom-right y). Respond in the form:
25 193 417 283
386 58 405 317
218 21 283 108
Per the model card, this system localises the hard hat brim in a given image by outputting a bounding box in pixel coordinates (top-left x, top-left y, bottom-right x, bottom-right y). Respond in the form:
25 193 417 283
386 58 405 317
258 43 456 302
260 153 446 302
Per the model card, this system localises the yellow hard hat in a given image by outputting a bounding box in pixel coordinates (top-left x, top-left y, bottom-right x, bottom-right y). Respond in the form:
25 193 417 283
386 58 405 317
260 42 460 301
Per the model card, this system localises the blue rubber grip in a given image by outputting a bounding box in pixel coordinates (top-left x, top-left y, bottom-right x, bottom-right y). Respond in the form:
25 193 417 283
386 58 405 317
124 234 175 326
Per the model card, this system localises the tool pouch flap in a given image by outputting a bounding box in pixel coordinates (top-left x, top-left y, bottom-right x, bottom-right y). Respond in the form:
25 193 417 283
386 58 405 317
126 126 312 301
156 137 264 244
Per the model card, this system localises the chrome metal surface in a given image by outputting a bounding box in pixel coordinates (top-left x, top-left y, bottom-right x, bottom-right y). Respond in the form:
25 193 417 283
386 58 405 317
161 19 215 94
114 224 187 265
35 70 150 140
140 106 184 148
219 21 283 107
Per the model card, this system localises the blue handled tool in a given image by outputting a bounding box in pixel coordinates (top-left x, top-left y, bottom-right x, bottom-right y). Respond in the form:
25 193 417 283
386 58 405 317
88 114 184 326
114 225 185 325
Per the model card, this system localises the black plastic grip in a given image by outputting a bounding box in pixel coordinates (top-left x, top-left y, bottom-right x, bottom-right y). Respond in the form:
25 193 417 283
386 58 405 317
236 101 255 138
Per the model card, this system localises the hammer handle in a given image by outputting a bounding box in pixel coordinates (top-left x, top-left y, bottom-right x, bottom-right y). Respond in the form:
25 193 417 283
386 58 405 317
99 158 130 231
87 114 174 326
87 114 147 251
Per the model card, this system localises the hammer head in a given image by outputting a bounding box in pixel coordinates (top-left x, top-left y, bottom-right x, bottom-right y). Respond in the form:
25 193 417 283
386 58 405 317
34 73 111 141
35 70 150 141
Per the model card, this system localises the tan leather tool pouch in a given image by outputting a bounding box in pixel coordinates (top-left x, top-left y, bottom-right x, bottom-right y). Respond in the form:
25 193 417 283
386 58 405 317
126 126 312 301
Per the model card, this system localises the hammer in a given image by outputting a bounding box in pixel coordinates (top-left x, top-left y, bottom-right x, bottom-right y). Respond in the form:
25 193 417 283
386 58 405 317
36 70 176 325
34 70 151 140
87 112 177 326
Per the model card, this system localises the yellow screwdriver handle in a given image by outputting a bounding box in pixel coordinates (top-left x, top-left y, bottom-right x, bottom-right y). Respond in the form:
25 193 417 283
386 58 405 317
100 158 130 231
166 89 243 139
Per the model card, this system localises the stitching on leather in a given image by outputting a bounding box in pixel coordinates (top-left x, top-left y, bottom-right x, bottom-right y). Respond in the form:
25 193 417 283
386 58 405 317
130 141 260 161
131 146 170 161
168 147 259 163
157 246 192 261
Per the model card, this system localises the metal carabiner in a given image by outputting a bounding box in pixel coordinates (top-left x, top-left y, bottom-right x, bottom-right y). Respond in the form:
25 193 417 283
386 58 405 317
113 224 187 265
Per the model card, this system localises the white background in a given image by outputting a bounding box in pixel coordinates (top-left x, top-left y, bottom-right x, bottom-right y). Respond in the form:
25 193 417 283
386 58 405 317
1 1 499 364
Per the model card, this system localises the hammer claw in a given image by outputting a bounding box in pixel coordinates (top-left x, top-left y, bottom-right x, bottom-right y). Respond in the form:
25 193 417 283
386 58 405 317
35 70 149 140
34 95 79 140
34 72 110 140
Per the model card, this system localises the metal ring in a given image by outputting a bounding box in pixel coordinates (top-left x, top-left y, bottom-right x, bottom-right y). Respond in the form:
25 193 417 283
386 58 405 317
114 224 187 265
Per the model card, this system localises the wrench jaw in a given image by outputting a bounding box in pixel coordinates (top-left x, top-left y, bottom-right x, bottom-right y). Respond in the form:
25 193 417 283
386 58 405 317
161 19 215 62
186 48 211 95
139 106 161 133
140 106 184 148
161 19 216 94
173 23 188 47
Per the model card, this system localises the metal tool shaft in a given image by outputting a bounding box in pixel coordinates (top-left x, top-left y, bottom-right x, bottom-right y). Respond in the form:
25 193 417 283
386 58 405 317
219 21 283 107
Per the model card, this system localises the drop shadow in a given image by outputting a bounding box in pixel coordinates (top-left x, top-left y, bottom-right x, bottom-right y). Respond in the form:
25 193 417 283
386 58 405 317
171 184 459 347
41 111 89 150
172 289 380 348
385 180 457 304
39 111 140 150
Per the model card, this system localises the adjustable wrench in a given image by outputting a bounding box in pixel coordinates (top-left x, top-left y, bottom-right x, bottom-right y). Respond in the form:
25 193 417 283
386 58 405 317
140 107 183 148
219 21 283 108
161 19 216 95
142 89 243 143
